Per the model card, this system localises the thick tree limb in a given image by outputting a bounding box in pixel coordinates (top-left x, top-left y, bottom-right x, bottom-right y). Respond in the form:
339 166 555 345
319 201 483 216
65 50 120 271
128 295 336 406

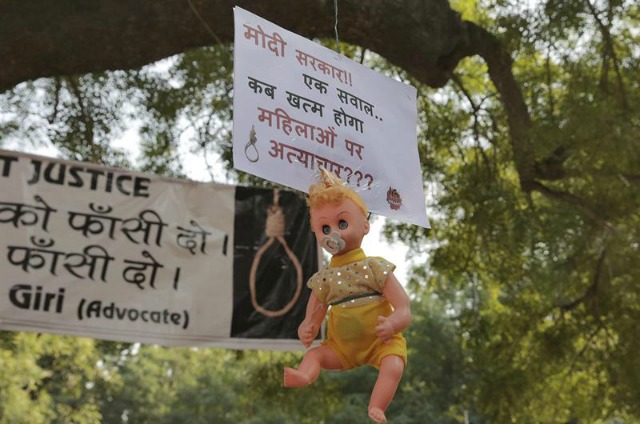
0 0 542 193
0 0 467 92
456 22 536 191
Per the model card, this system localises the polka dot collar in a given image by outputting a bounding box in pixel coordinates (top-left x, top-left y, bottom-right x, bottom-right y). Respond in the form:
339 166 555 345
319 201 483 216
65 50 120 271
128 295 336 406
330 248 366 268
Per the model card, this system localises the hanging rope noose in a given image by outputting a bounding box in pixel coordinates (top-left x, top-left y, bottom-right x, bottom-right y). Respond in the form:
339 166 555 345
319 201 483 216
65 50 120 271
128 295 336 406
249 190 304 317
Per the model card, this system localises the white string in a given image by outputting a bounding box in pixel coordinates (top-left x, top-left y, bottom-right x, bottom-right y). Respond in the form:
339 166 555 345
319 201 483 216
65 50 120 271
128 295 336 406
186 0 224 46
334 0 340 52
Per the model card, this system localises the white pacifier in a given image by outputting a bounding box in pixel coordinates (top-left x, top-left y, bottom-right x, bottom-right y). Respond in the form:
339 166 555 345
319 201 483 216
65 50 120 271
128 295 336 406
320 232 346 255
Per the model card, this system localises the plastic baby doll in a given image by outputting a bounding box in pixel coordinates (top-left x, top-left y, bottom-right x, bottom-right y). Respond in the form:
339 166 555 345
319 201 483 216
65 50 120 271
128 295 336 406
284 169 411 423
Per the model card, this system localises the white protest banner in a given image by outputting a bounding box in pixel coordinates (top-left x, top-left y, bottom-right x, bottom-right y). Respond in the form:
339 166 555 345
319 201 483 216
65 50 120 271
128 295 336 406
232 7 430 228
0 150 318 350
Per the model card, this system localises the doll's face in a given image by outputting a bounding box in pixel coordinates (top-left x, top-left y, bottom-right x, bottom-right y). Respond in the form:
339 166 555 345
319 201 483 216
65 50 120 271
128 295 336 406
310 198 369 256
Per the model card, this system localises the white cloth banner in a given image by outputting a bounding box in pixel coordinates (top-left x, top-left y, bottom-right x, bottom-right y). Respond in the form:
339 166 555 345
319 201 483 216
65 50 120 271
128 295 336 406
232 7 430 228
0 150 317 350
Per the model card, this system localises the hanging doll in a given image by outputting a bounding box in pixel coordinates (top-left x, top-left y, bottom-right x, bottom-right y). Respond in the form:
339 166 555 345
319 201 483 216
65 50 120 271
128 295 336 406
284 169 411 423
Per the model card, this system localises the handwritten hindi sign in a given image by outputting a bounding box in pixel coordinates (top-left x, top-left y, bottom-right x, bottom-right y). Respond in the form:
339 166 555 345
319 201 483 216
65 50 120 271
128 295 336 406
0 150 318 350
232 7 430 228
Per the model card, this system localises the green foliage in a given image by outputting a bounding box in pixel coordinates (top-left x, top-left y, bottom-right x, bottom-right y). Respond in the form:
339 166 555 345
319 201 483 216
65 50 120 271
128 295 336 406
384 0 640 421
0 333 105 424
97 346 345 424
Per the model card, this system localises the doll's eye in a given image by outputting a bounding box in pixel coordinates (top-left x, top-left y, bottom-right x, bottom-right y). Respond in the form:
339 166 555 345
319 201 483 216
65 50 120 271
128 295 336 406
338 220 348 230
322 225 331 234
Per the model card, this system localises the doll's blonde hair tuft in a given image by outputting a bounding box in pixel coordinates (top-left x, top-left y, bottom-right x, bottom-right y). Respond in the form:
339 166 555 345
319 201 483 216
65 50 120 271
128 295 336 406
307 169 367 217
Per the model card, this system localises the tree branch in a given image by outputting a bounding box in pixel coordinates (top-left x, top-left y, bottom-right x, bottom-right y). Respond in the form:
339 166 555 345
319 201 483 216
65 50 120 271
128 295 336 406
460 22 536 192
558 246 607 313
545 49 556 122
66 76 100 164
585 0 629 109
48 77 62 125
531 180 613 229
451 74 492 176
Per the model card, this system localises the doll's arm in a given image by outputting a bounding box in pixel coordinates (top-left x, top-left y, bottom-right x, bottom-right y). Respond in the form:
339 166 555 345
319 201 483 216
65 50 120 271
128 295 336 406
376 273 412 342
298 292 328 348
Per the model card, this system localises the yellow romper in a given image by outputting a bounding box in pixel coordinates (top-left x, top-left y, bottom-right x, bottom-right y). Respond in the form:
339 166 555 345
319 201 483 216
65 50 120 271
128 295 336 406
307 248 407 370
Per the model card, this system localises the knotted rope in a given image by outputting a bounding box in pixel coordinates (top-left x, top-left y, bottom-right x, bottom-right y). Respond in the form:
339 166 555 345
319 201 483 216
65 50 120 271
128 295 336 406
249 190 303 317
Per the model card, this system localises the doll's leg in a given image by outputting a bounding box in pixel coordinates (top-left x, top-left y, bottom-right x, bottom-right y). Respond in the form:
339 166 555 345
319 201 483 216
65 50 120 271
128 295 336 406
368 355 405 423
283 345 342 387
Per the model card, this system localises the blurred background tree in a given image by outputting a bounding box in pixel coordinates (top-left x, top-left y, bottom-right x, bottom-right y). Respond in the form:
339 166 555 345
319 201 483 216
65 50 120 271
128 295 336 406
1 0 639 422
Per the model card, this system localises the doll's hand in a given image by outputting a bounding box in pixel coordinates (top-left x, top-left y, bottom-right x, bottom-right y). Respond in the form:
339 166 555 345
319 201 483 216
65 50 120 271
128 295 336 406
298 321 318 348
375 316 395 344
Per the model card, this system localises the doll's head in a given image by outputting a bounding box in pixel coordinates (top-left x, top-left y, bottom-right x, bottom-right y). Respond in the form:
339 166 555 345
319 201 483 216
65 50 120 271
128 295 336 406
307 169 369 255
307 169 367 216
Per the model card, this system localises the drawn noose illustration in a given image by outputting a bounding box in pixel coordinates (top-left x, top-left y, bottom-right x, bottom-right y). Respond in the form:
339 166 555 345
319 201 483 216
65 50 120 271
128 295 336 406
249 190 303 317
244 125 259 163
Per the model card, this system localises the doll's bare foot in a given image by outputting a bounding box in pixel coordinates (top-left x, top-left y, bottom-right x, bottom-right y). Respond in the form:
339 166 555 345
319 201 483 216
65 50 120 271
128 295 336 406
368 407 387 423
283 367 313 387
